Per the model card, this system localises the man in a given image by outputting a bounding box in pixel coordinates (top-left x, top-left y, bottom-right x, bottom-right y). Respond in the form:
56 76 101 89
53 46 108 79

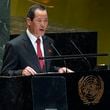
1 4 73 76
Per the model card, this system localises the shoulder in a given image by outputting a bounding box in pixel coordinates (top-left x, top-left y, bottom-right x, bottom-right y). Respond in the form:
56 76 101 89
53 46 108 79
7 32 27 46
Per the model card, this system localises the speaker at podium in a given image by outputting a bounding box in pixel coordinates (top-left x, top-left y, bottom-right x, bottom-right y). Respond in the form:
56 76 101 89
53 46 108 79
31 75 68 110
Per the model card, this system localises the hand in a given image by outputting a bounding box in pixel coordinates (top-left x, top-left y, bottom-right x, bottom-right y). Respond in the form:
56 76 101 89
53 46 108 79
58 67 74 73
22 66 37 76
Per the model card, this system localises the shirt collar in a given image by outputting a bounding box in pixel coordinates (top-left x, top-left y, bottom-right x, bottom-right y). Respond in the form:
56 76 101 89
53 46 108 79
26 29 43 44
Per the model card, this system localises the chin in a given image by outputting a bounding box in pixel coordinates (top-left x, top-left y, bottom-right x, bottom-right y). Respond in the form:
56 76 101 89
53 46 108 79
39 32 45 36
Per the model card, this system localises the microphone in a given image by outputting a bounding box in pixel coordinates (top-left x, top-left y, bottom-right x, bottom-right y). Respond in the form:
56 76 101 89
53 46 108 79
70 39 92 71
50 42 67 73
50 43 61 56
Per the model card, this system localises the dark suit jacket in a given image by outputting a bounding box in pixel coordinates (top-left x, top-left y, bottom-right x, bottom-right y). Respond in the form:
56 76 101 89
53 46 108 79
1 32 54 76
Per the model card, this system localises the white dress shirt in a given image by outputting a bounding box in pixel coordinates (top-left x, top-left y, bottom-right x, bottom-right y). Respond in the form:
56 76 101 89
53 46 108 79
26 29 44 57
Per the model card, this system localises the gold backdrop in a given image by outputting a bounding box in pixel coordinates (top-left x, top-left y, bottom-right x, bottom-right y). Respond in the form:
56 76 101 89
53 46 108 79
11 0 110 65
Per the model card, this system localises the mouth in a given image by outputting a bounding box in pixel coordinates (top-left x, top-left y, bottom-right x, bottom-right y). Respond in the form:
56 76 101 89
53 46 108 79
40 29 45 32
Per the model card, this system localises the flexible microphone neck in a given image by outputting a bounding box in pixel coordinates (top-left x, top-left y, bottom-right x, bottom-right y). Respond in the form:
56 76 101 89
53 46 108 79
70 40 92 71
50 43 67 73
50 43 61 56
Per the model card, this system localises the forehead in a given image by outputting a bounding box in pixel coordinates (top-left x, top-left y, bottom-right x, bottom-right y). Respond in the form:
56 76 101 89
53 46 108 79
34 9 48 18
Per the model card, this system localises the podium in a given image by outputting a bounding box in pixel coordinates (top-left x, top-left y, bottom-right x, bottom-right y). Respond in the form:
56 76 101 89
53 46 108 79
31 75 68 110
0 70 110 110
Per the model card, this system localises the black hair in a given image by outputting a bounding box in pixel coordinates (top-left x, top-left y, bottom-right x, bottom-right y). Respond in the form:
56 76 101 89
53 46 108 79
27 4 46 21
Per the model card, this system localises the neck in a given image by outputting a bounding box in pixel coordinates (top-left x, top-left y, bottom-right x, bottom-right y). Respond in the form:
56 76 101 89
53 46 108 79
27 28 39 38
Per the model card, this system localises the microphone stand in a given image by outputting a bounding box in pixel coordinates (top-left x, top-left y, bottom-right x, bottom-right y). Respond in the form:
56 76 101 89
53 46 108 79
39 53 109 61
39 53 108 73
70 40 92 71
50 43 68 73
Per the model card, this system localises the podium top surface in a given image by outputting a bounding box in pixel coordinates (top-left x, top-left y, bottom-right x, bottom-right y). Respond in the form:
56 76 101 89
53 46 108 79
0 69 110 79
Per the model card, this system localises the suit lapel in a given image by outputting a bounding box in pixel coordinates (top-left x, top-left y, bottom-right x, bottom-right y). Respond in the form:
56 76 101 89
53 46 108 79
43 36 53 72
43 36 53 56
22 33 41 72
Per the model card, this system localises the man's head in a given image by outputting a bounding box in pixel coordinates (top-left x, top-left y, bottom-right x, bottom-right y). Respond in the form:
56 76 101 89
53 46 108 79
26 4 48 37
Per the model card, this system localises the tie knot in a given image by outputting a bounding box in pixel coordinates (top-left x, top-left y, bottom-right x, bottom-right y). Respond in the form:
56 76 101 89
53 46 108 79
36 38 41 44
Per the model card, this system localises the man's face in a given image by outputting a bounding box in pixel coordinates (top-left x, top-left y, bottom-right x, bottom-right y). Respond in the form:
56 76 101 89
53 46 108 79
27 9 48 37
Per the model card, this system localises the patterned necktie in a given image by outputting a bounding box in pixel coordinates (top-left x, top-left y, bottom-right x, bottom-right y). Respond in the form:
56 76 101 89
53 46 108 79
36 38 45 70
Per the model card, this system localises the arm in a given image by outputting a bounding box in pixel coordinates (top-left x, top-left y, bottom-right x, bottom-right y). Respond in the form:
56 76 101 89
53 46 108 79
1 42 38 76
1 43 22 76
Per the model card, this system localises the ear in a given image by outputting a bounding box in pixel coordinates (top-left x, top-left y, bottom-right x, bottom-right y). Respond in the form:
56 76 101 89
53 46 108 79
26 17 31 26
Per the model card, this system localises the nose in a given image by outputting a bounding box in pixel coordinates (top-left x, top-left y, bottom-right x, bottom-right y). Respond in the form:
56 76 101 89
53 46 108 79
40 21 45 27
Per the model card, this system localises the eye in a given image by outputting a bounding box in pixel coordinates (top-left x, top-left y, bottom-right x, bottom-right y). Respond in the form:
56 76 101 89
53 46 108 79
44 19 48 22
37 19 41 23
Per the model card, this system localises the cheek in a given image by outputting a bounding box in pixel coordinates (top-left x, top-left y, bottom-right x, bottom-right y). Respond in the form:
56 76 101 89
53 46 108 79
45 22 48 27
33 24 39 30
